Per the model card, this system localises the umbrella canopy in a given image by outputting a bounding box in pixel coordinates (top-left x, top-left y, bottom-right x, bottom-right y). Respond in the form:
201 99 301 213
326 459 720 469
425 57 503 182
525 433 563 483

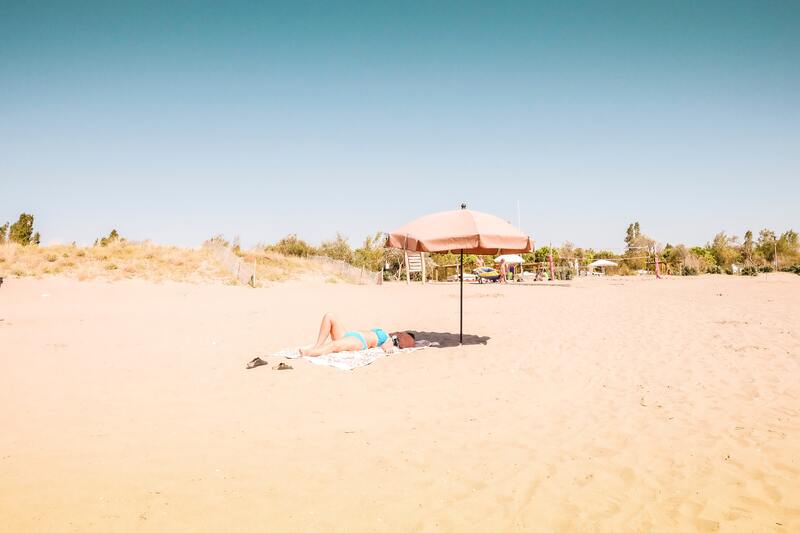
494 254 524 264
587 259 618 268
386 208 532 255
386 205 533 344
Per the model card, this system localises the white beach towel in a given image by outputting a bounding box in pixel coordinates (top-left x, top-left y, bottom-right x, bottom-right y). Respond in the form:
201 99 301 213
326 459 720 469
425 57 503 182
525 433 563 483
272 340 437 371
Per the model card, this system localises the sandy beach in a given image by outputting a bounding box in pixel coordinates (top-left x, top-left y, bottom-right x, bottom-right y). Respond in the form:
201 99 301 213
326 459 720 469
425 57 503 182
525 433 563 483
1 274 799 531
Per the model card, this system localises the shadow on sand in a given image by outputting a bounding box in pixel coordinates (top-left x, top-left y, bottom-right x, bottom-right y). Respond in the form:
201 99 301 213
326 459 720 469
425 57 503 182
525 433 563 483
409 331 490 348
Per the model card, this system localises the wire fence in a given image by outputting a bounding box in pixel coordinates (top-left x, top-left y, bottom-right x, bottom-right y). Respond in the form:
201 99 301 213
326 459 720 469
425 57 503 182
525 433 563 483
208 243 256 286
306 255 382 285
206 243 381 286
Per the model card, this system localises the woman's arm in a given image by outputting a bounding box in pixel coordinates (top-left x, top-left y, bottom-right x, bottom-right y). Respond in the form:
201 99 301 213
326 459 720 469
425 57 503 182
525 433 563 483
380 339 397 354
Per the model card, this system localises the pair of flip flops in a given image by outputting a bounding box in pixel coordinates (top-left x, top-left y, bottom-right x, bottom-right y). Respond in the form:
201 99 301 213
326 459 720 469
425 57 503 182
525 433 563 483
246 357 292 371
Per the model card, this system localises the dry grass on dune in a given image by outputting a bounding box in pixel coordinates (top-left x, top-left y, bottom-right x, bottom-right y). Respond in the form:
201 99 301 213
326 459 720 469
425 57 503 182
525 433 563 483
0 242 232 284
0 243 351 285
235 249 341 283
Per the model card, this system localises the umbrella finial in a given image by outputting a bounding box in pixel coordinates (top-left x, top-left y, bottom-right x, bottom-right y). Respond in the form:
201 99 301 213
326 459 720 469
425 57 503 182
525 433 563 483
461 202 467 210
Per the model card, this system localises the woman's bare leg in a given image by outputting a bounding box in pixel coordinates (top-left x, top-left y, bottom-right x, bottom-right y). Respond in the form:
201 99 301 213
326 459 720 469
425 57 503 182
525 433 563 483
313 312 346 347
301 342 334 357
301 336 361 357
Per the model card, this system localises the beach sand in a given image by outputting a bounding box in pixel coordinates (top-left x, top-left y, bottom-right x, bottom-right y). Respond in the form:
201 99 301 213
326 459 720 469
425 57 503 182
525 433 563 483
1 274 799 531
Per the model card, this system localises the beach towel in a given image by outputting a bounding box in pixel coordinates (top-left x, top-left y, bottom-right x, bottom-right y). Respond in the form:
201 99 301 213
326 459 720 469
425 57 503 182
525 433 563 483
272 340 437 371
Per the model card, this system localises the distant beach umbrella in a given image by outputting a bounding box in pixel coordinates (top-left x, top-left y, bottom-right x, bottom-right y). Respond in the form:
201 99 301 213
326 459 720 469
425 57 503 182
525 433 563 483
386 205 533 344
494 254 524 264
587 259 618 275
587 259 618 268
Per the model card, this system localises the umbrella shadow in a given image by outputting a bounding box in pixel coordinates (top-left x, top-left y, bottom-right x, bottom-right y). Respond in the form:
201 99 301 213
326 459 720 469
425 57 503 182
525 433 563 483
410 331 490 348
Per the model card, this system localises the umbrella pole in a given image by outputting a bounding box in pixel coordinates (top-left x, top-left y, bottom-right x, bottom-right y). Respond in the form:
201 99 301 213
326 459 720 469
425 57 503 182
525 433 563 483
460 248 463 344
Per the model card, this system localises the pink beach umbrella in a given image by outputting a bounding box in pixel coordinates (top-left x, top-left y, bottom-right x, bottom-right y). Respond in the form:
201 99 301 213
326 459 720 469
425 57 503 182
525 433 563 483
386 204 533 344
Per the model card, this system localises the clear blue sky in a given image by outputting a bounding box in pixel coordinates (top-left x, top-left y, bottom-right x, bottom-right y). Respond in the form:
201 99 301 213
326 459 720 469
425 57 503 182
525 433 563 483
2 1 798 251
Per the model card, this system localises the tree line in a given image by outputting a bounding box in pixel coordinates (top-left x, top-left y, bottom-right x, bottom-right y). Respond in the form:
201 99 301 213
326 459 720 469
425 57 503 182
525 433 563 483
258 222 800 278
5 211 798 277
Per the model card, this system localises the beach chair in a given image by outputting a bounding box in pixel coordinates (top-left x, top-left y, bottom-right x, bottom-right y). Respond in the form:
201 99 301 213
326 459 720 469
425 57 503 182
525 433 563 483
404 251 427 284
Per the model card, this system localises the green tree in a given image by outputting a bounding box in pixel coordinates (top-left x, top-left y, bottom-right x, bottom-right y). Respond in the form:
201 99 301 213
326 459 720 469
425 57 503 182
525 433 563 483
9 213 35 245
688 246 716 272
777 230 798 256
560 241 576 259
623 222 653 270
663 244 688 269
0 222 8 243
757 229 777 261
592 250 616 259
710 231 739 269
352 232 386 271
741 230 754 264
533 246 559 263
624 222 640 250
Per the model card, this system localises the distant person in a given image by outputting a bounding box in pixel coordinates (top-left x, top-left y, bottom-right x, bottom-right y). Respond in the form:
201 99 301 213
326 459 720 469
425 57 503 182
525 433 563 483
498 259 508 283
299 312 416 356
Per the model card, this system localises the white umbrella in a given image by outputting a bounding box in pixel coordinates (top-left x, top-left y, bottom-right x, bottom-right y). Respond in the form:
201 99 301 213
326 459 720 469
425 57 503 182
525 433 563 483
494 254 524 264
587 259 618 268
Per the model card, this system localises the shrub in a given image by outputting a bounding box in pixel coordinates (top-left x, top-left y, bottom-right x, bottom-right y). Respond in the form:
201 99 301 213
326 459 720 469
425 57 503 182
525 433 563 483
268 234 316 257
740 266 758 276
559 268 574 280
682 265 698 276
205 235 229 247
46 255 57 263
318 233 353 263
759 265 774 273
706 265 722 274
96 229 123 247
778 264 800 274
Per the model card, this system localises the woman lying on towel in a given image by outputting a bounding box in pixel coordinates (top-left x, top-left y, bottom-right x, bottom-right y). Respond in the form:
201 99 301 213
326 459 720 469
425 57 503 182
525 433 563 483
299 312 416 356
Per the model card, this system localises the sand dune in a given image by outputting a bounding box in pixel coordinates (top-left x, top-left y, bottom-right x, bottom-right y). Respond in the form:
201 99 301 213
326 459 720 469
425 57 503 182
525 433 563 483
1 275 799 531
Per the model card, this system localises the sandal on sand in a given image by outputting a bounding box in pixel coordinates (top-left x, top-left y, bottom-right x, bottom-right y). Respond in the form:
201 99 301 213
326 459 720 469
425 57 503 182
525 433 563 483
246 357 268 369
273 362 293 371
